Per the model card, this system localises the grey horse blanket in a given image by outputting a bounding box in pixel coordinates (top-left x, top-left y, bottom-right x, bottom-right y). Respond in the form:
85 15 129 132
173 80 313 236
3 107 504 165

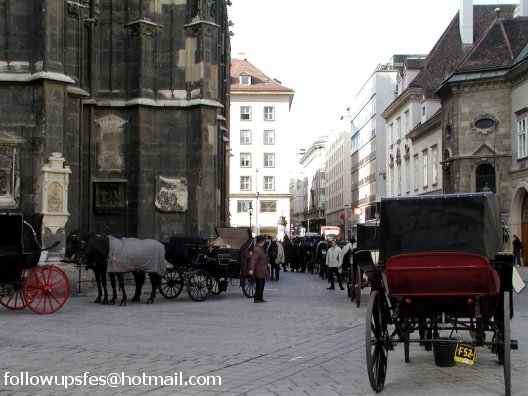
107 235 166 277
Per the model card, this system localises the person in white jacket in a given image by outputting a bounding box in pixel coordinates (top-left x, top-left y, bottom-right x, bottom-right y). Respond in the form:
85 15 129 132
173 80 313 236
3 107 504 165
326 239 344 290
273 240 285 281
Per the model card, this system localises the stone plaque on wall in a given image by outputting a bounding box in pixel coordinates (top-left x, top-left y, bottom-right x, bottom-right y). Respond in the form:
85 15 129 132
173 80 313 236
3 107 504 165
94 182 126 214
47 182 63 213
95 114 126 172
155 176 188 213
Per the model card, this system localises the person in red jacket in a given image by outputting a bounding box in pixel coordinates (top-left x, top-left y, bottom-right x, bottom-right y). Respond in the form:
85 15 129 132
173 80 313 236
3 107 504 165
248 235 271 303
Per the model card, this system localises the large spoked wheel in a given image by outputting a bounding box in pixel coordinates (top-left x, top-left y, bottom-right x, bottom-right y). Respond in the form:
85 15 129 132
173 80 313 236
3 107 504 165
187 269 211 302
24 266 70 314
159 269 184 299
355 267 362 308
503 290 511 396
0 271 31 310
366 290 389 393
241 276 256 298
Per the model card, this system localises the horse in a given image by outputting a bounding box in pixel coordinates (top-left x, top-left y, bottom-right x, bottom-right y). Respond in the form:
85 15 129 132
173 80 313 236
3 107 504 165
65 231 165 305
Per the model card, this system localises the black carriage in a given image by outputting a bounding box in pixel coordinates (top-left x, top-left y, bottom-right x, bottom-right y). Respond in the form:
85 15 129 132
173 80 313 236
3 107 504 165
349 223 379 307
0 213 69 314
160 227 255 302
356 193 518 394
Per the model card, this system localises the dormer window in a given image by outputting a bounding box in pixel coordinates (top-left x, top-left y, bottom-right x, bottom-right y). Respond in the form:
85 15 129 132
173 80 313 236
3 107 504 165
240 75 251 86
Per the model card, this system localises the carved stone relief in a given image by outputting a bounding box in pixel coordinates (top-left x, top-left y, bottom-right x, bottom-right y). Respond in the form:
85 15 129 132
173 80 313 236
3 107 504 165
94 182 125 214
95 114 126 172
155 176 188 212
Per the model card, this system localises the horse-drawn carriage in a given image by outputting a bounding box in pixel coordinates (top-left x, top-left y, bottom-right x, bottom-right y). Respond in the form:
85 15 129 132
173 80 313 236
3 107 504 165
355 193 519 394
349 223 378 307
0 213 69 314
159 227 255 302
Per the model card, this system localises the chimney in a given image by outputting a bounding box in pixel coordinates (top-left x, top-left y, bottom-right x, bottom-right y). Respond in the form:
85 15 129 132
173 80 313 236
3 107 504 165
517 0 528 17
459 0 473 45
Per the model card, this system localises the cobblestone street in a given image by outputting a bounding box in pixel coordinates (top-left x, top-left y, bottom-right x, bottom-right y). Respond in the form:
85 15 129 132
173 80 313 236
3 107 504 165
0 267 527 396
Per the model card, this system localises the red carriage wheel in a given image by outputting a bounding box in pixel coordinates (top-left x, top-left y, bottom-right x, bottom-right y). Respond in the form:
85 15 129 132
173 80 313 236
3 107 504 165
0 270 32 310
24 265 70 314
0 283 27 310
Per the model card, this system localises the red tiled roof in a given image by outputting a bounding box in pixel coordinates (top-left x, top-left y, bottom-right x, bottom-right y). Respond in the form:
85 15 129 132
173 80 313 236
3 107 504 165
230 58 294 93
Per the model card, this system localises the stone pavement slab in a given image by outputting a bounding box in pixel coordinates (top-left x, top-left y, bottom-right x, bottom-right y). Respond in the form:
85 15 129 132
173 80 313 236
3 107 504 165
0 268 527 395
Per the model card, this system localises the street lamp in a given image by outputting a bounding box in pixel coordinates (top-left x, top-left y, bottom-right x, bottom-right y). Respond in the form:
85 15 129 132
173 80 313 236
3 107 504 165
248 202 253 233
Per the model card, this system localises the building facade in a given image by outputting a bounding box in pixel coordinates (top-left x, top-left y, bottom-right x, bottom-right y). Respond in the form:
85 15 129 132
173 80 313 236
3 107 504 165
295 138 327 234
324 130 351 235
0 0 231 244
228 57 294 237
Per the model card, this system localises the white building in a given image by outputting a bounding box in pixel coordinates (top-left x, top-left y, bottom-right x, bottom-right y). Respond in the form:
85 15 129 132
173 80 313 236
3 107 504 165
229 57 294 237
349 59 407 223
325 130 351 231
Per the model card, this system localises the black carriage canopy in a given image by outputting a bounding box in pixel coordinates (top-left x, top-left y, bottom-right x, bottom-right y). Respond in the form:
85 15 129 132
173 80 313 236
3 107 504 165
212 227 253 250
378 192 501 261
356 223 380 251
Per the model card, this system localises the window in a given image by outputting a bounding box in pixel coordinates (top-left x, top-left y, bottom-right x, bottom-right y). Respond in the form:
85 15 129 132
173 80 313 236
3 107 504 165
476 164 496 192
404 110 409 134
423 150 428 187
263 176 274 191
518 117 527 158
240 106 251 121
237 200 252 212
263 153 275 167
396 117 401 139
264 130 275 145
264 106 275 121
397 164 401 195
413 154 419 191
240 75 251 86
240 130 251 145
240 176 251 191
431 146 438 185
260 200 277 213
240 153 251 167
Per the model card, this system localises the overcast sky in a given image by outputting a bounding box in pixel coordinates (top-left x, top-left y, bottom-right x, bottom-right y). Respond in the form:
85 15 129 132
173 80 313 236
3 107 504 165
228 0 516 150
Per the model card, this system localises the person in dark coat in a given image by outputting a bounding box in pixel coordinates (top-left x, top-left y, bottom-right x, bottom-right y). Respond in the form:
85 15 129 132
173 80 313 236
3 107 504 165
248 235 270 303
513 234 523 266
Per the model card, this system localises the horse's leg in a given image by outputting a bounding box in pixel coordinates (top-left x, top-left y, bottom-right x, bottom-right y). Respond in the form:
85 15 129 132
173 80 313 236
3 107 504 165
131 271 145 302
118 273 127 306
100 269 109 304
93 268 102 303
108 272 118 305
146 273 161 304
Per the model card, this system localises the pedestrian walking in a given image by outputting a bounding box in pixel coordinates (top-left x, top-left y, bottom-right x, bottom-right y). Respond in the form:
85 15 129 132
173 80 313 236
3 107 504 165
274 239 285 281
282 235 292 272
268 237 279 281
513 234 523 266
326 239 344 290
248 235 271 303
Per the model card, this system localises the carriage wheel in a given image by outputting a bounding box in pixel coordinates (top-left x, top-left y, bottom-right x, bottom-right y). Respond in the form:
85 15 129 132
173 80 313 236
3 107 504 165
0 283 27 310
241 276 256 298
24 266 70 314
0 270 32 310
187 269 211 302
355 267 362 308
503 290 511 396
366 290 389 392
159 269 184 299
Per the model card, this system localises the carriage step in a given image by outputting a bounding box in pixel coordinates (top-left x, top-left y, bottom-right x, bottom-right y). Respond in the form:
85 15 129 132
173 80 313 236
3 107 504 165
511 339 518 350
